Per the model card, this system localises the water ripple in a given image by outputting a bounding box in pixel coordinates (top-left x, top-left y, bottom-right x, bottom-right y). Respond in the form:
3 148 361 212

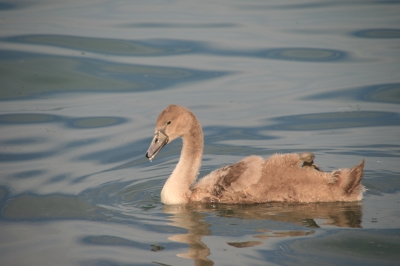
3 35 351 63
267 111 400 131
7 35 188 56
0 113 128 163
0 113 128 128
121 22 239 29
79 235 150 250
302 83 400 104
0 113 55 123
0 50 227 100
13 170 46 179
353 29 400 39
264 48 347 62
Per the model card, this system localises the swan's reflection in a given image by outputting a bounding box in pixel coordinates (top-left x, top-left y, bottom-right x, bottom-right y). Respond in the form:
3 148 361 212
163 205 213 266
163 202 362 265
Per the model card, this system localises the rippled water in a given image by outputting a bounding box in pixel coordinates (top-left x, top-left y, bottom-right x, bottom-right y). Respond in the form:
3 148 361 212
1 0 400 265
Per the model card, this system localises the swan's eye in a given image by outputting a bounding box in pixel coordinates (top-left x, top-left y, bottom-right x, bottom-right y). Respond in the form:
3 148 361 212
155 138 158 143
167 121 171 125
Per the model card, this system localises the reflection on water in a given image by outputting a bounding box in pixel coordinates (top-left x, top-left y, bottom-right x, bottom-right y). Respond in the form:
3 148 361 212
228 230 315 248
163 206 213 265
163 201 362 265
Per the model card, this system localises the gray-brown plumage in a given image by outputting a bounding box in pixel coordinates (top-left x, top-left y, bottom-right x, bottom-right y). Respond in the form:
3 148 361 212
146 104 365 205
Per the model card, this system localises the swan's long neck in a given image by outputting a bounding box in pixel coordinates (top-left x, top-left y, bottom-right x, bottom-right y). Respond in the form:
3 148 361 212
161 115 203 204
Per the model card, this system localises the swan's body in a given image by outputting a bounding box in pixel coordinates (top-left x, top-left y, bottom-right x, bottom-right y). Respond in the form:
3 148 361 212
146 105 365 205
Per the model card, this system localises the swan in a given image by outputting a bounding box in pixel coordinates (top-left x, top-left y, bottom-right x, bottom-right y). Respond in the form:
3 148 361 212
145 104 365 205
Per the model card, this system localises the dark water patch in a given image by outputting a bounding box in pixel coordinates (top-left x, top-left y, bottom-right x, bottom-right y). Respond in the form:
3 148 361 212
122 22 238 28
110 155 160 172
0 150 58 162
362 170 400 194
240 1 372 11
325 144 400 159
46 174 69 184
0 186 7 202
204 126 277 142
263 48 347 62
80 235 152 250
0 114 128 163
271 2 336 9
260 1 400 10
1 194 106 220
7 35 188 56
266 111 400 131
81 259 157 266
0 1 33 10
227 241 263 248
271 229 400 265
216 46 349 62
0 137 46 145
0 113 56 124
302 83 400 104
64 138 101 149
0 50 227 100
67 116 127 130
353 29 400 39
69 116 127 129
203 143 266 158
0 188 162 224
379 0 400 3
228 230 316 248
237 2 334 10
380 0 400 3
0 113 128 129
13 169 46 179
76 138 148 165
81 177 163 213
0 182 163 223
0 2 16 10
3 36 351 65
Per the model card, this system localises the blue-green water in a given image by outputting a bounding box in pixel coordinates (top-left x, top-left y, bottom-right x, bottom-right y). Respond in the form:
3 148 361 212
1 0 399 265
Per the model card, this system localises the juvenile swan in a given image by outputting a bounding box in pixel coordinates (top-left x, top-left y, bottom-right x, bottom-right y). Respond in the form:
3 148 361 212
146 105 365 205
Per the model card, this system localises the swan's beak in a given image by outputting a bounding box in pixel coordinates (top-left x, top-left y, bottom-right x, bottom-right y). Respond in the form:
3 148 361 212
146 130 169 161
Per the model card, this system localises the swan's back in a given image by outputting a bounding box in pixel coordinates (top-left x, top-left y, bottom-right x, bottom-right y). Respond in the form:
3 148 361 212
190 153 364 204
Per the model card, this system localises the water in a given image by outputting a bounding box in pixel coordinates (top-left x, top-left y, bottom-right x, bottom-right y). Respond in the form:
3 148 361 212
1 0 400 265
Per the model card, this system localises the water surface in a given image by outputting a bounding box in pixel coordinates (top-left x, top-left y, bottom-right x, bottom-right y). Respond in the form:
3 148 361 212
0 0 399 265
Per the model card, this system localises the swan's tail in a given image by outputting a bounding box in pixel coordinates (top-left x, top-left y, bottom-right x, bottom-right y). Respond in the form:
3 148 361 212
333 160 365 196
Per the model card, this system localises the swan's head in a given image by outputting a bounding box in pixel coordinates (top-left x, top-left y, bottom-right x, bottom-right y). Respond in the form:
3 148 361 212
146 105 194 161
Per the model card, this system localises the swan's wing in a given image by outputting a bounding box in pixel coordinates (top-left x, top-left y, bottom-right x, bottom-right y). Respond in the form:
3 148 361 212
191 156 264 203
